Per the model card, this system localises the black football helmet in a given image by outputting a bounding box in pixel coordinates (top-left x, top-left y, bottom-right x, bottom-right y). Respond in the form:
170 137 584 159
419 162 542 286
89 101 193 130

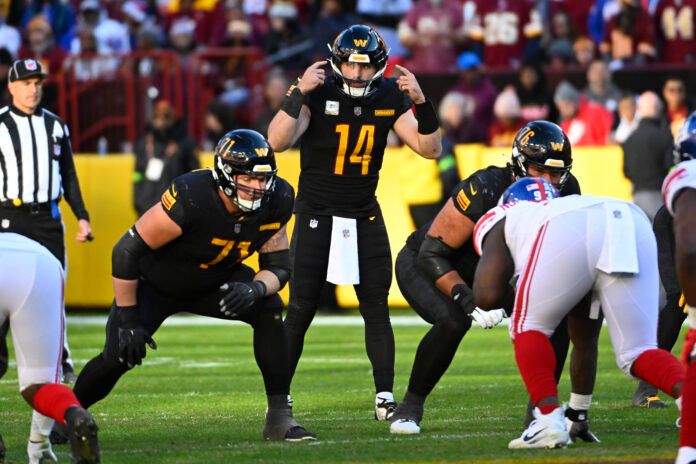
328 24 389 99
510 120 573 188
213 129 277 212
675 111 696 164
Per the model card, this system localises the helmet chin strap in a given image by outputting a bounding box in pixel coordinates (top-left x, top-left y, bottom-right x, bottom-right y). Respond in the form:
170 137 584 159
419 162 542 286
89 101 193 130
331 61 385 98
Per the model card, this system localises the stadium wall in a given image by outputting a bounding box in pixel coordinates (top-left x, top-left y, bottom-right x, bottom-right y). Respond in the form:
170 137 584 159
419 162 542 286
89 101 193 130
63 145 632 308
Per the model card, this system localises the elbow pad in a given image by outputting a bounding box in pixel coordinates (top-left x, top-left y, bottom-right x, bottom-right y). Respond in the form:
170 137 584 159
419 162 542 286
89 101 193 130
259 249 291 289
112 226 152 280
417 235 455 282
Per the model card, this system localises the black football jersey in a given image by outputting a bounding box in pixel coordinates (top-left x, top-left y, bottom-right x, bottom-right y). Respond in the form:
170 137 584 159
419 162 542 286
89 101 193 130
295 76 412 217
653 205 680 295
138 170 294 299
406 165 581 284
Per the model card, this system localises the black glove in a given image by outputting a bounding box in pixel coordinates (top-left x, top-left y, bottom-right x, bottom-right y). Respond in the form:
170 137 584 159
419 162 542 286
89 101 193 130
451 284 475 315
219 280 267 318
117 306 157 368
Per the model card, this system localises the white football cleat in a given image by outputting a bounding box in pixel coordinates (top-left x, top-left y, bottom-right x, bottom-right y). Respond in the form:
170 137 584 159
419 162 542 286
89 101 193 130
28 438 58 464
508 407 570 449
375 393 397 421
390 418 421 434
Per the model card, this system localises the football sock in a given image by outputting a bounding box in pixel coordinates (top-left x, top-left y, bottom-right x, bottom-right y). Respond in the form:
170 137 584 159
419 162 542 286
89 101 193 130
657 293 687 351
284 302 317 380
73 353 129 409
569 393 592 412
514 331 558 409
32 384 81 425
376 391 394 404
632 349 685 398
253 308 291 396
402 390 426 408
680 361 696 447
29 411 55 442
268 394 291 411
361 307 395 393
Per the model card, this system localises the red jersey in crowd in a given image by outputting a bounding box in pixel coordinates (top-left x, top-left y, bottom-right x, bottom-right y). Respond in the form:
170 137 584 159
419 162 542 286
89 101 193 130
559 99 613 146
654 0 696 63
465 0 542 68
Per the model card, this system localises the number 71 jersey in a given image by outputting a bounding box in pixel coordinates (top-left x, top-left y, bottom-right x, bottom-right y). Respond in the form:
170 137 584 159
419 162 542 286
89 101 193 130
296 76 412 218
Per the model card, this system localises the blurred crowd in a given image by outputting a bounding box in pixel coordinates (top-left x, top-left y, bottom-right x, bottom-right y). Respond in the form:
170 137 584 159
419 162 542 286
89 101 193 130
0 0 694 152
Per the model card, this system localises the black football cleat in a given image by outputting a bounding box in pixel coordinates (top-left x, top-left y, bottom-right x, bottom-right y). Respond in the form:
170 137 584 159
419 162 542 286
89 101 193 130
632 381 667 409
375 398 397 421
49 421 69 445
283 426 317 442
263 408 316 442
65 407 100 463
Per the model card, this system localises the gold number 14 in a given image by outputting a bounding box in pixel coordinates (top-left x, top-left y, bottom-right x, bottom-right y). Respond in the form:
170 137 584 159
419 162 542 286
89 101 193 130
333 124 375 175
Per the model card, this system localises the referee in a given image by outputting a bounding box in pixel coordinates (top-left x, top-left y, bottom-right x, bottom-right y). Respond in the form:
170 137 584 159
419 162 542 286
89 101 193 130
0 59 93 383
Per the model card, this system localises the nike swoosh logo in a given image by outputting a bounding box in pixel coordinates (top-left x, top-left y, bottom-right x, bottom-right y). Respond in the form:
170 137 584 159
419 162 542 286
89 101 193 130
469 184 477 195
522 427 547 442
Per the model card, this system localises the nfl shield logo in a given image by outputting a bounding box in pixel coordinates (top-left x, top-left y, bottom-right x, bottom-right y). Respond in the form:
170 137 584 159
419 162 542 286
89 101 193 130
234 224 241 233
309 218 318 229
342 229 350 239
354 106 361 116
25 59 38 71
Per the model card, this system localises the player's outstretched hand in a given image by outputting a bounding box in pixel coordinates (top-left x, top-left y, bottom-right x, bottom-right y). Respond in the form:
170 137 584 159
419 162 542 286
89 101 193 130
117 306 157 368
394 65 425 104
219 281 266 318
470 307 506 329
297 61 327 95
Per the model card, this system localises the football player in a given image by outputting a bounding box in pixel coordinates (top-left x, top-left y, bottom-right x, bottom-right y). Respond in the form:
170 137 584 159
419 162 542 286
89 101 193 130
664 116 696 464
268 24 441 420
474 178 685 449
632 116 696 409
0 233 100 463
389 121 599 442
66 130 315 442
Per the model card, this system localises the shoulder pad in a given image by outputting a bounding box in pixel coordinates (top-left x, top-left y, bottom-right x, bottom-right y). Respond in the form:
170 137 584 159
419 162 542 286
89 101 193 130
472 203 512 256
662 159 696 216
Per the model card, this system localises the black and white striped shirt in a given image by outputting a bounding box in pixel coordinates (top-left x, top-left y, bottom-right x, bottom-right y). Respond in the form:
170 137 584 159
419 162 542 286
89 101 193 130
0 105 89 220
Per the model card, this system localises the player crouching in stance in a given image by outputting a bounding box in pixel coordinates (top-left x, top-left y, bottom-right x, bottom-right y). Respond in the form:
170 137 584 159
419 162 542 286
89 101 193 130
0 233 100 463
67 129 315 442
666 113 696 464
473 178 686 449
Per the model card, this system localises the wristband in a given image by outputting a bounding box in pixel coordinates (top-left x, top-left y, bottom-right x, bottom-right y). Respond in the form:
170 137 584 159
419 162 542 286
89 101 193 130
415 99 439 135
281 87 304 119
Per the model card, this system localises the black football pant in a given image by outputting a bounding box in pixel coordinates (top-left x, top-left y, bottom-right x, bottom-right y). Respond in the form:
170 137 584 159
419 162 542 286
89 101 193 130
73 264 290 409
0 207 71 378
394 245 577 399
285 211 395 393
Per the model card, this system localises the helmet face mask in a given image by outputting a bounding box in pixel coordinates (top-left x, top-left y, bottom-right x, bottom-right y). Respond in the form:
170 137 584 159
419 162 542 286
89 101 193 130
674 111 696 164
214 129 277 212
501 177 560 205
511 121 573 189
328 25 388 99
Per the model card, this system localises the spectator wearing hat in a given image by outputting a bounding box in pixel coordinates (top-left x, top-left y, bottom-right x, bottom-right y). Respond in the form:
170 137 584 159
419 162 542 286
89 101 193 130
122 1 148 50
448 51 497 143
133 99 199 216
20 0 77 50
555 80 612 146
488 87 526 147
514 62 552 121
397 0 466 73
264 2 312 73
0 58 92 387
622 91 674 221
73 0 130 55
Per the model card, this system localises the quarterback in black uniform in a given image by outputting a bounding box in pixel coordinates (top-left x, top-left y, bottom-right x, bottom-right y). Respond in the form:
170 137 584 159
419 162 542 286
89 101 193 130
69 130 315 442
389 121 599 442
268 25 441 419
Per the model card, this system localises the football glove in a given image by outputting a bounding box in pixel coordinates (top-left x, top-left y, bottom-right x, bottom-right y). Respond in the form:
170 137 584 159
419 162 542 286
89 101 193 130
451 283 475 314
219 280 266 318
470 307 506 329
117 306 156 368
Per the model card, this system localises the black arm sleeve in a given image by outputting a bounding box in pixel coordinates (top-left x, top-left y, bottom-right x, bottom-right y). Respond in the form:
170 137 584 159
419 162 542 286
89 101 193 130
258 249 290 289
112 226 152 280
654 205 681 295
58 126 90 221
417 234 456 282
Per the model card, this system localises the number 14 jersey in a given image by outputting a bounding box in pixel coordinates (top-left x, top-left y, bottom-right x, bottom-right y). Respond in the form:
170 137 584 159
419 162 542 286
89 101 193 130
297 76 412 218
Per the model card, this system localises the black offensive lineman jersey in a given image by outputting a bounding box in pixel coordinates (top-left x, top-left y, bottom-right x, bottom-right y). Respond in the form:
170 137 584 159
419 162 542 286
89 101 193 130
295 76 412 218
405 165 582 284
653 205 681 296
138 170 294 299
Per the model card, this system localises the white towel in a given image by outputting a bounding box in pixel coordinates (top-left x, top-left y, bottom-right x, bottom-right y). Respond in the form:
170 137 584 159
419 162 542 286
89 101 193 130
596 202 639 274
326 216 360 285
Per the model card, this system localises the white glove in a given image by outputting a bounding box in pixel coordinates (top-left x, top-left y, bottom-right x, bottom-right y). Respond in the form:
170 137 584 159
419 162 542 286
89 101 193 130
470 307 506 329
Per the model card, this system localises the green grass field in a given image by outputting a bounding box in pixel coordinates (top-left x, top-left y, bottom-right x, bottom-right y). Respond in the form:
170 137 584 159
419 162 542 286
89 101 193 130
0 314 685 463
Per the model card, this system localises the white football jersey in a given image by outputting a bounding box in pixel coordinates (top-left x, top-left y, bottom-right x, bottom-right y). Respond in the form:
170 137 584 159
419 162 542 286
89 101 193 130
662 159 696 216
473 195 641 276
